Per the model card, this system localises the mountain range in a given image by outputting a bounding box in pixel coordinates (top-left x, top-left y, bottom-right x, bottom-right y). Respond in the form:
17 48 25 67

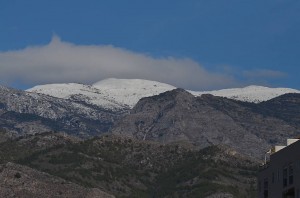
1 78 300 197
28 78 300 110
1 78 300 158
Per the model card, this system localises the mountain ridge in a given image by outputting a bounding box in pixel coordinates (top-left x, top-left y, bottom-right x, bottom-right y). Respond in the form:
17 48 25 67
27 78 300 111
0 85 126 137
1 80 300 158
1 79 300 197
111 88 300 159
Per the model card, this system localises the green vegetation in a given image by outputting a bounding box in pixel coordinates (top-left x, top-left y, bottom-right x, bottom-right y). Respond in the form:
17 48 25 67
0 132 258 197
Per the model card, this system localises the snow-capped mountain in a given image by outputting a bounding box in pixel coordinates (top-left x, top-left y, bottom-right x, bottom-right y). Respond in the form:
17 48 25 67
0 85 123 137
3 79 300 158
92 78 176 107
27 78 300 110
27 83 129 110
27 78 176 110
191 85 300 103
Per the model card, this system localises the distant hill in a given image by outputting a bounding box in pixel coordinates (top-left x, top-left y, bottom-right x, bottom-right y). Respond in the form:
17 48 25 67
191 85 300 103
112 88 300 159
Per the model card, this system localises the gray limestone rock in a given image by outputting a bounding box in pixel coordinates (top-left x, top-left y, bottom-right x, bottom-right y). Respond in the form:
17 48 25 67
112 89 300 159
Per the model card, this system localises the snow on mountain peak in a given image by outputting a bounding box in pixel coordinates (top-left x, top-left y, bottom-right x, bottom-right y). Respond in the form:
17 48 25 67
92 78 176 107
190 85 300 103
27 79 176 110
27 79 300 110
27 83 127 110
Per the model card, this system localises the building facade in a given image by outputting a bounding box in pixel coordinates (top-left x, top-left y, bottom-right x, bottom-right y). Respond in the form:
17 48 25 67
258 139 300 198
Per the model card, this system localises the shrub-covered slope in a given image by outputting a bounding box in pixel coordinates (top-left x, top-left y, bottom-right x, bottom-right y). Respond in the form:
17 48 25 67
0 131 258 198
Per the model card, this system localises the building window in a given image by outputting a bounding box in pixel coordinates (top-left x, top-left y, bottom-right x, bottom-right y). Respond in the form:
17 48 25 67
264 178 269 198
289 163 294 185
283 167 288 187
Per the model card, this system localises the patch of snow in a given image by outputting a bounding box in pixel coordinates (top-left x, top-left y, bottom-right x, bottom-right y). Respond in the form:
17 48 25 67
92 78 176 107
27 79 300 110
190 85 300 103
27 79 176 110
27 83 127 110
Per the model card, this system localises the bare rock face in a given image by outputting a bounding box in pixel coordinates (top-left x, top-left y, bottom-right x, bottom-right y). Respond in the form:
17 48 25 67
0 162 114 198
112 89 300 159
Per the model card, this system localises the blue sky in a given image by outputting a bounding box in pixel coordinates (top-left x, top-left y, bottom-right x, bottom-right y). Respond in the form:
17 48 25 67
0 0 300 90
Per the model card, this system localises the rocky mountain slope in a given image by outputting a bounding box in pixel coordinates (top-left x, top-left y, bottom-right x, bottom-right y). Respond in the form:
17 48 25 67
112 89 300 159
0 131 258 198
250 93 300 129
0 85 126 137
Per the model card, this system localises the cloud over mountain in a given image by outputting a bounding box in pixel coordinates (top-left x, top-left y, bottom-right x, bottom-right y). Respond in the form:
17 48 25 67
0 35 239 90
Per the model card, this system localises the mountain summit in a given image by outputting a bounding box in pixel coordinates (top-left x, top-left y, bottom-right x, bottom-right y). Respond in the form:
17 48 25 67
27 78 176 110
27 78 300 111
192 85 300 103
111 88 300 158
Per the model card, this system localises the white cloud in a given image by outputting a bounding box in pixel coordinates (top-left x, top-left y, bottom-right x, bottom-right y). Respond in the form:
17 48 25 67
0 35 238 90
